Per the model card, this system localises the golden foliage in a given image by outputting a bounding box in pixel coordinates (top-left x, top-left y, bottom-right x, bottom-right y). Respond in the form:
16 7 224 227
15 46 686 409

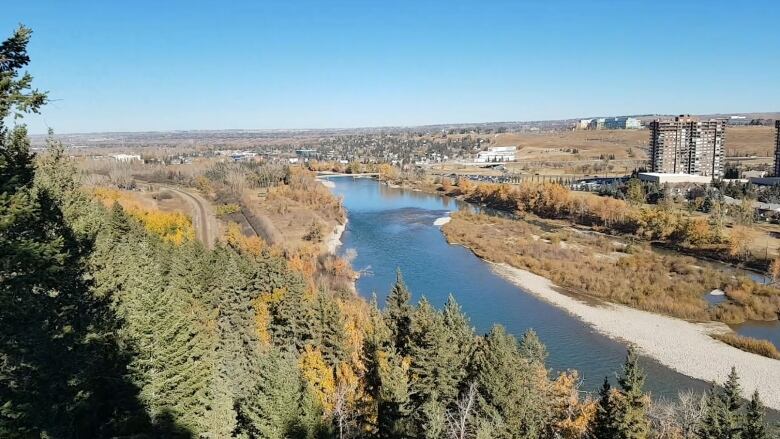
223 222 266 256
771 256 780 282
92 187 195 245
338 298 370 371
300 346 337 413
728 225 755 259
442 210 780 323
252 288 286 347
550 371 596 439
682 217 714 246
377 163 399 181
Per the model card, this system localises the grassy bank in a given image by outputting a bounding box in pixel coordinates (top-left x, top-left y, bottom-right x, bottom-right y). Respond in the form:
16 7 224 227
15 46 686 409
711 333 780 359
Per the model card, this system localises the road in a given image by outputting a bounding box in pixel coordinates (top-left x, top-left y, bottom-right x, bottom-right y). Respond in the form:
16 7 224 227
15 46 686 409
161 185 218 249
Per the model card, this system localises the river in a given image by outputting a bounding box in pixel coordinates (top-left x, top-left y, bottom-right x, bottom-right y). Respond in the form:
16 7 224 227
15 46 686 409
330 177 713 399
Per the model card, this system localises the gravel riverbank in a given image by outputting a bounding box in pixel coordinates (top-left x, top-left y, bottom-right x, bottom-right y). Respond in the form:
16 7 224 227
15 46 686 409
490 262 780 410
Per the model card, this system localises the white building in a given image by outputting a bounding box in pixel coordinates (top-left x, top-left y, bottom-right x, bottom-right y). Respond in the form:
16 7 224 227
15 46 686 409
637 172 712 184
112 154 141 162
576 119 592 129
475 146 517 163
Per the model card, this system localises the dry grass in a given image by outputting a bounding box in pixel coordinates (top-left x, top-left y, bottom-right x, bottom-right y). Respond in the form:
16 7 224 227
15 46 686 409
491 126 775 160
430 126 776 176
442 210 780 324
711 333 780 359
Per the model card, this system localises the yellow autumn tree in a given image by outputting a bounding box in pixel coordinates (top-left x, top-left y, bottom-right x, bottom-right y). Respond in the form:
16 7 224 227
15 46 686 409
224 222 265 255
92 187 195 245
549 371 596 438
682 217 712 247
299 346 336 413
338 298 370 370
252 288 285 347
728 225 755 260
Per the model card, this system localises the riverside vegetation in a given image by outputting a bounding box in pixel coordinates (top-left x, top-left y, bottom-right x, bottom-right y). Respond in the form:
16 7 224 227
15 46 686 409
432 178 780 327
0 26 776 438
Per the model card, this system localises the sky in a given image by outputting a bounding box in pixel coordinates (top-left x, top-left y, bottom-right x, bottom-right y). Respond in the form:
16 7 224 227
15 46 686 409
2 0 779 134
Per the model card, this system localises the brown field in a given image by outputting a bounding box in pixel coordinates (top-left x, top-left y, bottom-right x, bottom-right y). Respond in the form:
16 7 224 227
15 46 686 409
493 125 775 160
432 126 777 177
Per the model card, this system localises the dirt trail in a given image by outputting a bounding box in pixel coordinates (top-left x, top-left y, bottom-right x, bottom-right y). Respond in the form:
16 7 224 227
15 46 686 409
162 186 218 249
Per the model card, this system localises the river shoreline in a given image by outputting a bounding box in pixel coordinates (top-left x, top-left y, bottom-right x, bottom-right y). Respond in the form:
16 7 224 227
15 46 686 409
487 261 780 410
326 221 347 255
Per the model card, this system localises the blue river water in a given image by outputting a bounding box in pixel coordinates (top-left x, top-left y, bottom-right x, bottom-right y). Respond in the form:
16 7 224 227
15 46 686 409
330 177 711 399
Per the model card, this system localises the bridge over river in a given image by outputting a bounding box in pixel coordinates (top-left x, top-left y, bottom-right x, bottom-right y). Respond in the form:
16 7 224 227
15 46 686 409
316 172 380 178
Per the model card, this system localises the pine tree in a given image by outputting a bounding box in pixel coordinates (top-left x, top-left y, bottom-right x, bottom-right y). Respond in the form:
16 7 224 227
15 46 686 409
722 366 744 438
236 349 312 439
591 377 618 439
362 294 394 436
377 350 413 439
743 391 767 439
408 296 472 435
519 329 547 368
0 25 155 437
311 290 348 366
699 384 729 439
442 294 475 389
614 347 650 439
420 395 446 439
469 325 548 439
385 269 414 357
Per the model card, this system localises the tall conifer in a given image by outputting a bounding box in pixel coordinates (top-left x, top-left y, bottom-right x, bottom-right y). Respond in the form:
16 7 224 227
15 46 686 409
385 269 414 356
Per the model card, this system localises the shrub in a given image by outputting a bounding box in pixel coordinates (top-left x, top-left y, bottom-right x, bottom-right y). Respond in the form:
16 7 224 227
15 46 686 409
303 221 323 243
216 203 241 216
712 333 780 359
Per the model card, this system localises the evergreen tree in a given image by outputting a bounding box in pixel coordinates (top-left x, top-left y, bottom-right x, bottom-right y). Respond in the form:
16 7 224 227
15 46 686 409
311 290 348 366
236 348 316 439
722 367 744 438
469 325 548 439
0 25 157 437
699 384 729 439
519 329 547 368
377 350 413 439
441 294 475 391
614 347 650 439
591 377 618 439
385 269 414 356
743 391 767 439
420 395 446 439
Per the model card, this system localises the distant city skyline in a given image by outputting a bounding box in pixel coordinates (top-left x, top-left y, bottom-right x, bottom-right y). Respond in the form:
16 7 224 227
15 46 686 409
3 0 779 135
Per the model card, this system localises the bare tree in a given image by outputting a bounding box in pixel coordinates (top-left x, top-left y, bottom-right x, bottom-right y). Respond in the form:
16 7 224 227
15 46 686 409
674 390 706 439
648 399 678 439
648 390 706 439
445 381 478 439
332 376 358 439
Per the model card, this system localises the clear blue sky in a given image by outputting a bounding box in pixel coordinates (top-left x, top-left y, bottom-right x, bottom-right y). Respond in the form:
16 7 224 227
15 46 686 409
3 1 779 134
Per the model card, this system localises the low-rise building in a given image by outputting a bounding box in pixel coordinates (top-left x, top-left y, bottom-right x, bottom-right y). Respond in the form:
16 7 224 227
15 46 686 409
475 146 517 163
588 118 605 130
637 172 713 184
576 119 592 129
112 154 141 162
604 117 641 129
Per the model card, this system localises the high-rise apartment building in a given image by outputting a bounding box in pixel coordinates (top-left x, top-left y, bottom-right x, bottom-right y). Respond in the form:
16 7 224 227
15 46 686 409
649 115 725 177
774 120 780 176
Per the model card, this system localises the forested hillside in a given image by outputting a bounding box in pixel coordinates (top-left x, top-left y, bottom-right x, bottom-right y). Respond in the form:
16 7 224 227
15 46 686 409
0 26 773 439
